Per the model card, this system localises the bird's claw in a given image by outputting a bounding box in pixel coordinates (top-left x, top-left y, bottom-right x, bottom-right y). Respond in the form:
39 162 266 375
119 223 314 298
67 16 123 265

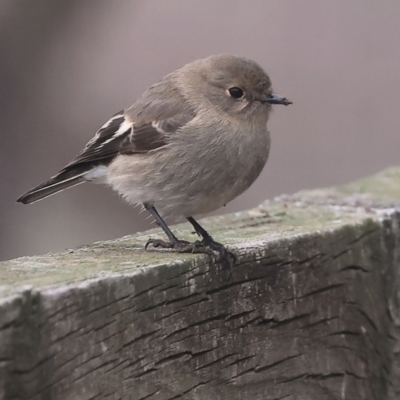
202 238 236 278
145 237 236 273
145 238 197 252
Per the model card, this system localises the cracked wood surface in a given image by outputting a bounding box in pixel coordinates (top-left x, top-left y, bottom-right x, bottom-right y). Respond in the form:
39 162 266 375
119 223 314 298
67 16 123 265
2 167 400 400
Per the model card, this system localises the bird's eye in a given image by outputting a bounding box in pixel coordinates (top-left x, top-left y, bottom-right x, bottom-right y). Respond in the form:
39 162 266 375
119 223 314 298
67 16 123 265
228 87 244 99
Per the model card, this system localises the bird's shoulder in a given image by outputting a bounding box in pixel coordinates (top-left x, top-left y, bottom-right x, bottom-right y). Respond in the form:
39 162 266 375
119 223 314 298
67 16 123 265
123 76 197 153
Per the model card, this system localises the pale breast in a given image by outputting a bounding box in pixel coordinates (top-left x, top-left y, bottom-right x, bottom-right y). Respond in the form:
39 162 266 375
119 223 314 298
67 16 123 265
107 114 271 217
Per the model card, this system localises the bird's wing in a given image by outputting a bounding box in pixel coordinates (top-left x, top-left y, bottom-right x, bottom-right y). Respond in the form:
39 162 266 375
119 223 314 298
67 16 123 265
65 111 130 166
65 92 196 168
17 82 196 204
120 111 195 155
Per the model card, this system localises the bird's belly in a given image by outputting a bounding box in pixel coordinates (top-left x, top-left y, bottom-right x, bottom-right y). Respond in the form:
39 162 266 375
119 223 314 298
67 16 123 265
156 145 269 216
107 130 270 217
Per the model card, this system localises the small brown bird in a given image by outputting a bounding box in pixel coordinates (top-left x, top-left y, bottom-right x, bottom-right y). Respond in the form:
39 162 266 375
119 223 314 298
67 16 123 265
17 54 292 266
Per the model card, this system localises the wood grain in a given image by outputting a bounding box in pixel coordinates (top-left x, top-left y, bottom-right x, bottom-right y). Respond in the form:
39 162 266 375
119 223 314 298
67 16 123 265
2 168 400 400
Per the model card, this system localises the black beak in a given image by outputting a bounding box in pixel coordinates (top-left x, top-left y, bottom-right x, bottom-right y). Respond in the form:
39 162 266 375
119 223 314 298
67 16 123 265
262 92 292 106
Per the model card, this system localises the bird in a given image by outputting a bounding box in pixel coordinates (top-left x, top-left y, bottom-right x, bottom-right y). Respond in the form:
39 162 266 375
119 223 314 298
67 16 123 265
17 54 292 267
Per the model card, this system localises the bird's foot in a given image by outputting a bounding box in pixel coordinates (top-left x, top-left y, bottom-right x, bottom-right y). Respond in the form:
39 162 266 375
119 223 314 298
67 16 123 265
145 237 236 275
145 238 202 253
202 237 236 270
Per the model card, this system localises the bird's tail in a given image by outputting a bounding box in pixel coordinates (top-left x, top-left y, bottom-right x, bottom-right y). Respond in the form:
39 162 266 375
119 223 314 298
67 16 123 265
17 169 87 204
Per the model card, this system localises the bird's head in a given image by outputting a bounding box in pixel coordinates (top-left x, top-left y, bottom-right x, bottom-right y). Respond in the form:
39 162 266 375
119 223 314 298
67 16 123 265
179 54 292 118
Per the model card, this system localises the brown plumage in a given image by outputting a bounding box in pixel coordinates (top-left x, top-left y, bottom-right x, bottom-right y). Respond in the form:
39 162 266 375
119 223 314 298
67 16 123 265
17 54 292 267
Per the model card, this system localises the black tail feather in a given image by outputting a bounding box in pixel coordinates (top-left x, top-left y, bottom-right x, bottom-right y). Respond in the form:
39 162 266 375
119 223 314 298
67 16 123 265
17 168 88 204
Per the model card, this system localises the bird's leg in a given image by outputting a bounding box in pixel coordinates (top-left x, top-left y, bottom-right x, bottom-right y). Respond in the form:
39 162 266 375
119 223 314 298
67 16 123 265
144 204 194 252
186 216 236 270
144 206 236 271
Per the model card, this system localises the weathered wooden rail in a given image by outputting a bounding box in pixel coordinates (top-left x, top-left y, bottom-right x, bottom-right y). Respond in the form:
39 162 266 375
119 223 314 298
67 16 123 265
2 168 400 400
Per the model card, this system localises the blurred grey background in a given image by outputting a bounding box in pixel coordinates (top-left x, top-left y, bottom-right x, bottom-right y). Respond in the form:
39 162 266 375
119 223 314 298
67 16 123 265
1 0 399 261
